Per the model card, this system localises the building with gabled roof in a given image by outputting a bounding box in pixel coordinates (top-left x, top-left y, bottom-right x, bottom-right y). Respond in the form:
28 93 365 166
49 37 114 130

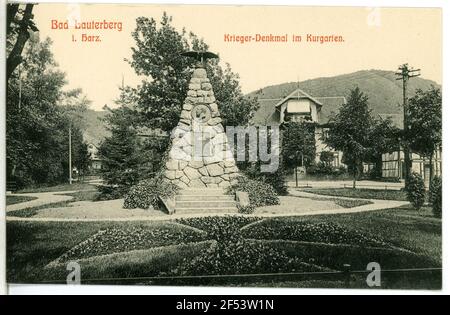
253 88 346 168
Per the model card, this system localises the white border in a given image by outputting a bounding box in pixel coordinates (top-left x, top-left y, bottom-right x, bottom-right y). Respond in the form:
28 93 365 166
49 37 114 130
1 0 8 297
1 0 448 295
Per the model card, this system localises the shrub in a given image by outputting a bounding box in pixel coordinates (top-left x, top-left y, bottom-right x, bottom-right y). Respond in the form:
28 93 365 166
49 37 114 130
228 176 279 207
237 204 256 214
306 162 347 177
243 163 288 195
429 176 442 218
406 172 426 210
124 174 179 209
95 184 127 201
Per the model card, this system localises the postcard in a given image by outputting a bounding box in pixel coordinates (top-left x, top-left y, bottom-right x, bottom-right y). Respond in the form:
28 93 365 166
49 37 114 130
3 2 442 293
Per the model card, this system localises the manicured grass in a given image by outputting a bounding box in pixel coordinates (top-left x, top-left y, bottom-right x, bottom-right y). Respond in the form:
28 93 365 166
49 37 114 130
7 201 71 218
333 198 373 208
6 195 38 205
276 206 441 264
44 242 214 285
6 220 195 283
303 188 408 201
18 182 95 193
7 205 441 288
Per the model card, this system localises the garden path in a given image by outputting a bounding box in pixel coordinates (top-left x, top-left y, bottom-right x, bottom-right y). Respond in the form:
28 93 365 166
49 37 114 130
5 191 78 212
6 188 409 222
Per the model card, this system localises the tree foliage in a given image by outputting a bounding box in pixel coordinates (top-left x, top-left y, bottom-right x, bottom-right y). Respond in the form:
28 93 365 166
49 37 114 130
325 87 396 185
98 107 152 196
6 34 90 187
122 13 259 132
281 121 316 169
99 13 260 190
405 172 426 211
406 87 442 187
429 176 442 218
7 3 38 81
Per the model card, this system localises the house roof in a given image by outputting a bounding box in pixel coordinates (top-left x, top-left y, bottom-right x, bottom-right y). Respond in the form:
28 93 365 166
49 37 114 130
275 89 323 108
252 91 346 125
252 98 280 124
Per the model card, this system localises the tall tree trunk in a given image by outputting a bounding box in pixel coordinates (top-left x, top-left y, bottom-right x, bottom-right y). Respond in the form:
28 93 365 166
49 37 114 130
6 4 35 81
7 4 19 34
353 159 359 189
429 150 434 190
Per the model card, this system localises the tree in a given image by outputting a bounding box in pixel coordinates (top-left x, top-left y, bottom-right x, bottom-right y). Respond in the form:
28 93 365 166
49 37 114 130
281 121 316 170
6 34 89 187
74 141 91 180
325 87 373 188
7 3 38 81
406 87 442 188
123 13 259 133
320 151 335 167
365 117 399 178
98 107 150 196
98 13 260 190
406 172 426 211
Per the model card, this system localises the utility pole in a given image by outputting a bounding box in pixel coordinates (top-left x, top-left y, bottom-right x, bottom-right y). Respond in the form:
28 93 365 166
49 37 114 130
395 63 420 187
69 123 72 185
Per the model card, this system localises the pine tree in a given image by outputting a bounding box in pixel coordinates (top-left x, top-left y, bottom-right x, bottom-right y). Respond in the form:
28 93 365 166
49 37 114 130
98 108 146 196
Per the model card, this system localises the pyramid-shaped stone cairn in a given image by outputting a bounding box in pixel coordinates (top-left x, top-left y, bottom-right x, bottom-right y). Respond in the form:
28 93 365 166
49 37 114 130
163 64 240 188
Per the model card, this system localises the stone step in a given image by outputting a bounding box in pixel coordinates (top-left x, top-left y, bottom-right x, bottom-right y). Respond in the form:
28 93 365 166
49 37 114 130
178 188 227 195
175 200 237 209
176 195 235 201
174 207 238 213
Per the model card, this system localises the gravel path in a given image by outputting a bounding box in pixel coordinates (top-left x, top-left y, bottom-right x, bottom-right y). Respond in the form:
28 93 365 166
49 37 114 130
5 191 78 212
6 188 409 222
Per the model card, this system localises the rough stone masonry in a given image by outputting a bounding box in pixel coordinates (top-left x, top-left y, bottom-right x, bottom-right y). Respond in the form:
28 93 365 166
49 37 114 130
163 64 240 188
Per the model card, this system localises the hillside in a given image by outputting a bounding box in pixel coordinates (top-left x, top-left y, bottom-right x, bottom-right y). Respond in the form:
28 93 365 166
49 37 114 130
82 109 109 146
249 69 439 126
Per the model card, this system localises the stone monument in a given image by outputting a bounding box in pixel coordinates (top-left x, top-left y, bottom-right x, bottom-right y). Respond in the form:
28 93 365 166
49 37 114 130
163 51 240 189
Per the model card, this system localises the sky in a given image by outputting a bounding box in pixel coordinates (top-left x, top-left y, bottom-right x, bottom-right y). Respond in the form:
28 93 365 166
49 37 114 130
32 4 442 110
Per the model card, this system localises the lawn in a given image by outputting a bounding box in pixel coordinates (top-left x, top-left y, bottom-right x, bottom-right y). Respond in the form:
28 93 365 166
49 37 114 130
18 182 96 193
302 188 408 201
6 195 38 205
6 205 441 289
6 220 203 283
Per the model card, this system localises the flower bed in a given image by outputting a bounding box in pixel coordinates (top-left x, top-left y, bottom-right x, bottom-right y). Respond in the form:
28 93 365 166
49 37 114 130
241 219 390 248
176 239 329 276
176 216 261 242
55 225 207 263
